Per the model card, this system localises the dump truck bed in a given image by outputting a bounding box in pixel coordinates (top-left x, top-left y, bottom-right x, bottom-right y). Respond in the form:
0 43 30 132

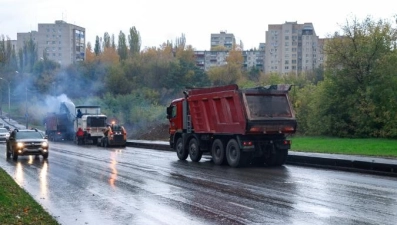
187 84 296 135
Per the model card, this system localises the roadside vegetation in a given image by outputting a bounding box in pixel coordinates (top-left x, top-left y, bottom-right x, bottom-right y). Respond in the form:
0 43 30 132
291 136 397 158
0 168 59 224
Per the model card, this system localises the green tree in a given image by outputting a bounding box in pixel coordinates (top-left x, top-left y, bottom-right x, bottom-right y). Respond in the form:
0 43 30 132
128 26 141 56
103 32 111 49
94 36 101 56
118 31 128 61
315 16 397 137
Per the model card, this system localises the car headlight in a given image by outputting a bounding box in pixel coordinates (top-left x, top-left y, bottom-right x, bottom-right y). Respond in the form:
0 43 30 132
42 142 48 147
17 142 24 148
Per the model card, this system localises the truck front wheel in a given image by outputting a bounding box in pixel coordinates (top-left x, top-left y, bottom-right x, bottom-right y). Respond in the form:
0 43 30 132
212 139 225 165
189 138 202 162
175 138 188 160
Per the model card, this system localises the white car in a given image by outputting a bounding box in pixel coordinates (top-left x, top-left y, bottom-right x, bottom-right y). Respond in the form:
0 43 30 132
0 127 10 142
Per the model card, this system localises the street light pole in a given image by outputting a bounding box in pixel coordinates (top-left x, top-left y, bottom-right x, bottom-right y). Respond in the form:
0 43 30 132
26 86 28 129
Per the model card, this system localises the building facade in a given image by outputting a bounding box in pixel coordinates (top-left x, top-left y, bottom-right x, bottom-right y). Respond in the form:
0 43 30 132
210 31 236 50
17 20 85 67
265 21 324 75
194 50 265 72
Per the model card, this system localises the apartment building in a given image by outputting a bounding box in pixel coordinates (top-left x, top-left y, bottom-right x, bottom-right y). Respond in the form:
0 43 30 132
210 31 236 50
265 21 324 74
16 20 85 67
194 50 265 71
196 22 326 74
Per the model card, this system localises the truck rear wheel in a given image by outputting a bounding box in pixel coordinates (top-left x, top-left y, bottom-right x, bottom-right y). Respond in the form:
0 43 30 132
189 138 202 162
226 139 242 167
175 138 188 160
211 139 225 165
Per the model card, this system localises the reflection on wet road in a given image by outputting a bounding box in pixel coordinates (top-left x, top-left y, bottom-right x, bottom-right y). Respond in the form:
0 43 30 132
0 142 396 225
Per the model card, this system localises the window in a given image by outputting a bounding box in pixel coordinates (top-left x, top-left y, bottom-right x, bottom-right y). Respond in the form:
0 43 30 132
285 60 289 64
285 66 289 69
285 36 289 40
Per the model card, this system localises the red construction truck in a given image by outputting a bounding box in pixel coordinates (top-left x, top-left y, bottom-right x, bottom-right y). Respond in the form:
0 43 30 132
166 84 297 167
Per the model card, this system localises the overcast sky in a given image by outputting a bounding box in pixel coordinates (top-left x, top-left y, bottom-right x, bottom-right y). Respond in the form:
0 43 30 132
1 0 396 51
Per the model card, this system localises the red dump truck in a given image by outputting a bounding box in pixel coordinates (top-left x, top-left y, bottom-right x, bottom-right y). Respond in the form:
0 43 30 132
166 84 297 167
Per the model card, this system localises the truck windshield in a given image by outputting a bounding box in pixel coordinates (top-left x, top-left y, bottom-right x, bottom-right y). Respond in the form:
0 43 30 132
246 94 292 118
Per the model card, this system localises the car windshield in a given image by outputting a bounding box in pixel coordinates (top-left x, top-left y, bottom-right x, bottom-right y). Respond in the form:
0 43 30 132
0 128 8 133
15 131 44 139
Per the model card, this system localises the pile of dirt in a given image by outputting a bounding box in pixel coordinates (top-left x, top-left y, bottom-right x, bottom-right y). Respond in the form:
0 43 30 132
136 123 169 141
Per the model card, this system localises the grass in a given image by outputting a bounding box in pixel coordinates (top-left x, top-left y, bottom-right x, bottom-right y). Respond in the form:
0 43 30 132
290 136 397 158
0 168 59 225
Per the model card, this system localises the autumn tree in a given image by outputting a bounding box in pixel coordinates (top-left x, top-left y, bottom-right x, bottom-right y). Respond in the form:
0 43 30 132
211 45 228 51
85 42 96 63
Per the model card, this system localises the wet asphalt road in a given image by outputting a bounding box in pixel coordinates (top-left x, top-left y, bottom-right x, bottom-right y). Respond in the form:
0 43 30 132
0 142 397 225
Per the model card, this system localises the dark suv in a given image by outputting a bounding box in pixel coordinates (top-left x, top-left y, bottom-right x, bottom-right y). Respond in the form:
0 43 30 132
6 129 49 160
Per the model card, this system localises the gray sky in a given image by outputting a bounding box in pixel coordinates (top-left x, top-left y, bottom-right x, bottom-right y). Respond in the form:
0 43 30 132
1 0 396 51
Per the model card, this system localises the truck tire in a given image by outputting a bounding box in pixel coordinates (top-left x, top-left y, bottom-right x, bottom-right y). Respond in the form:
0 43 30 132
189 138 202 162
175 138 188 160
226 139 241 167
211 139 225 165
43 153 49 159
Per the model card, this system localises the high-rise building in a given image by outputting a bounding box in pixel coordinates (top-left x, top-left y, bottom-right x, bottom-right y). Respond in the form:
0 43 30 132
17 20 85 67
210 31 236 50
265 21 324 74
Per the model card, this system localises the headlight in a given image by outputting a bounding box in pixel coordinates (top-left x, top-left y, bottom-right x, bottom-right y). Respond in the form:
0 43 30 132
42 142 48 147
17 142 24 148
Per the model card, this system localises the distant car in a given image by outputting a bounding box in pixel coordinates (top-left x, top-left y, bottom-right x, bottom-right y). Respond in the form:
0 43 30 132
0 127 10 142
6 128 49 160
